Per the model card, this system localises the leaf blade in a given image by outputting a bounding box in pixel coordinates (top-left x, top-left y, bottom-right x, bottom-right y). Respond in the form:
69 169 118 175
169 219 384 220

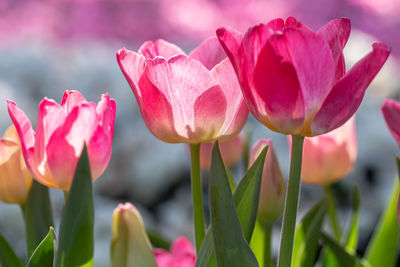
27 227 56 267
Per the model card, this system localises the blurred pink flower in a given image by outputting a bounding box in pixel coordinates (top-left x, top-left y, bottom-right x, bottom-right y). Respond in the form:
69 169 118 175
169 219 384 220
199 133 245 171
382 99 400 146
217 17 390 136
116 37 248 143
154 237 196 267
7 90 116 191
299 116 357 185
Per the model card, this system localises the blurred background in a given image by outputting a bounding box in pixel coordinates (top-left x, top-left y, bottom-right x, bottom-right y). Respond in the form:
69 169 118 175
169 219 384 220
1 0 400 266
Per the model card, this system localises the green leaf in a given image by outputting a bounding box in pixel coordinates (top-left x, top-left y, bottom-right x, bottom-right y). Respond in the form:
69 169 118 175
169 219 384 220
0 232 24 267
146 229 171 250
365 169 400 267
27 227 56 267
208 142 259 267
291 200 327 267
320 232 368 267
54 146 94 267
250 220 265 266
345 187 360 252
196 145 268 267
24 180 54 257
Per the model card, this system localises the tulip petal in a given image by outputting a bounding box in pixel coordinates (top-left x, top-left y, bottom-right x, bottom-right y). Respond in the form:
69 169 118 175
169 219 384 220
317 18 351 82
61 90 88 113
216 26 244 73
138 39 186 59
268 27 335 125
382 99 400 146
141 55 219 142
210 58 248 139
116 48 146 105
312 43 390 135
189 36 226 70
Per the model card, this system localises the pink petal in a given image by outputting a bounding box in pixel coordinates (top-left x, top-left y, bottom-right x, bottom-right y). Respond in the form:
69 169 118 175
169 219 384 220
317 18 351 82
189 36 226 70
140 55 219 142
61 90 88 113
382 99 400 146
170 237 196 257
138 39 186 59
210 58 248 139
216 26 244 73
96 93 116 137
312 43 390 135
268 27 335 126
266 18 285 31
116 48 146 107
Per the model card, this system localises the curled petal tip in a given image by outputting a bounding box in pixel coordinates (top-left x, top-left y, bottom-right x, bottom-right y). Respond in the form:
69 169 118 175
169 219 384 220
373 42 391 53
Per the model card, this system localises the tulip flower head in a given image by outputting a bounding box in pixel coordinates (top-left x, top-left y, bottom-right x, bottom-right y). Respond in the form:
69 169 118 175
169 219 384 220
249 139 286 223
154 237 196 267
116 37 248 144
298 116 357 185
199 133 245 171
382 99 400 147
7 90 116 191
0 125 32 204
217 17 390 136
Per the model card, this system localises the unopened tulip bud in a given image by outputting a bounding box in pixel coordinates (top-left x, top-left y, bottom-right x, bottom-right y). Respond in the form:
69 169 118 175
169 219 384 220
0 125 32 204
300 116 357 185
249 140 286 223
199 133 245 171
154 236 196 267
111 203 157 267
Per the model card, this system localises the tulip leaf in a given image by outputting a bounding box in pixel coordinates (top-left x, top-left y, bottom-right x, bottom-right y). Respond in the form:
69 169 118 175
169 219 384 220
365 170 400 267
345 187 360 252
54 145 94 267
209 142 259 267
27 227 56 267
24 180 54 257
320 232 368 267
0 232 24 267
291 199 327 267
249 220 265 266
196 145 268 267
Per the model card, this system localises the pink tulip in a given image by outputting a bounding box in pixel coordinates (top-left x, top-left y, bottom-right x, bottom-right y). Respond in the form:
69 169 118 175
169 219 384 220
7 90 116 191
299 116 357 185
217 17 390 136
199 133 245 171
382 99 400 146
249 139 286 223
116 37 248 144
154 237 196 267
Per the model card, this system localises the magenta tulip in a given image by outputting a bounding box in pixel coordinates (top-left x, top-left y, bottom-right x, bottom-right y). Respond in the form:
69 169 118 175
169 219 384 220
154 237 196 267
7 90 116 191
382 99 400 146
217 17 390 136
116 37 248 144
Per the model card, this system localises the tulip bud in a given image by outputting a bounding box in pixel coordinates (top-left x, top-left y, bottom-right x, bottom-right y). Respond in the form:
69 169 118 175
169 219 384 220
249 140 286 223
0 125 32 204
199 133 245 171
299 116 357 185
154 237 196 267
111 203 157 267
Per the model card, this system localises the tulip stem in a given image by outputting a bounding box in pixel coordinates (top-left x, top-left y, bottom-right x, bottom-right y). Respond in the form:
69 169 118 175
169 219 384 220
324 185 341 240
190 143 205 252
263 222 273 267
277 135 304 267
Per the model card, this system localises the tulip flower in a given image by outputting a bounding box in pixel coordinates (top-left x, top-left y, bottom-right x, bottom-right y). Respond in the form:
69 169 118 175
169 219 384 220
249 139 286 223
217 17 390 137
116 37 248 144
199 133 245 171
111 202 157 267
299 116 357 185
154 237 196 267
0 125 32 204
382 99 400 146
7 90 116 191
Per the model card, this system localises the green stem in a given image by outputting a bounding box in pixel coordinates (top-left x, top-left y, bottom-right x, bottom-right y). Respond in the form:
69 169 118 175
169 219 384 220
63 191 69 205
324 185 341 240
277 135 304 267
263 222 273 267
190 143 205 252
